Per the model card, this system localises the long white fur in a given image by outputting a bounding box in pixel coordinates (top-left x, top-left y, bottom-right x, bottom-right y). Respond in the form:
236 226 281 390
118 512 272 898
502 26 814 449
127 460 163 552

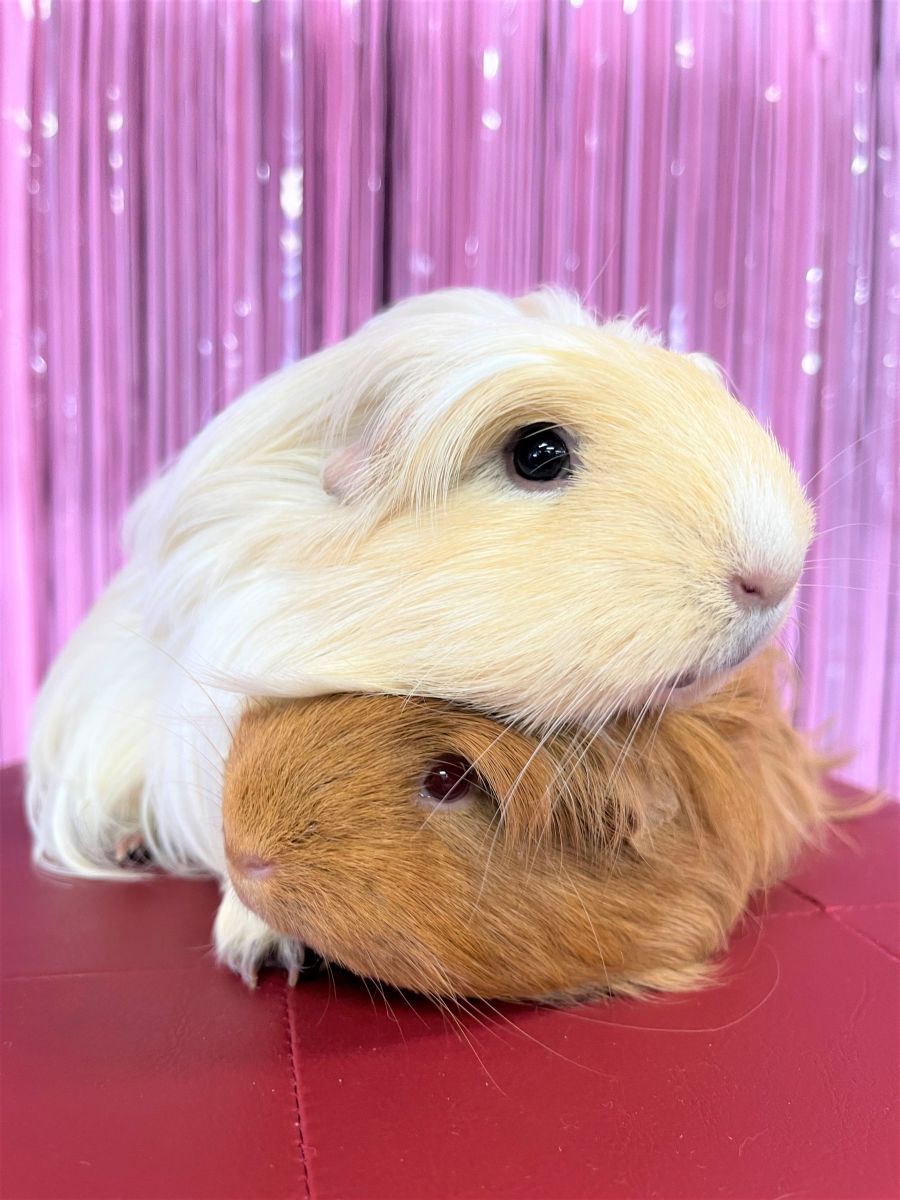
26 287 813 976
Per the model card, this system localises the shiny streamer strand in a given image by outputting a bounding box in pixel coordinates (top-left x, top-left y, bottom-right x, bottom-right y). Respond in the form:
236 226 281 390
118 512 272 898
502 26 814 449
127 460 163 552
0 0 897 791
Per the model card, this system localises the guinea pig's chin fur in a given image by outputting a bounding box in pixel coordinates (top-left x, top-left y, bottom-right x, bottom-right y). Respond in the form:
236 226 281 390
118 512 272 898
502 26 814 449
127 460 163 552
226 869 276 927
628 598 796 715
227 869 326 960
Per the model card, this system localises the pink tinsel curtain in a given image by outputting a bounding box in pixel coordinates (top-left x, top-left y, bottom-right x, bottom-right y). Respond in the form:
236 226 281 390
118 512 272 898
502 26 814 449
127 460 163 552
1 0 898 790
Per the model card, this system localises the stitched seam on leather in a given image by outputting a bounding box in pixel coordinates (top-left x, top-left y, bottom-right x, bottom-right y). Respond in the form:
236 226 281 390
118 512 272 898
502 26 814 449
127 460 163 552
820 908 900 963
782 882 900 962
782 880 900 915
750 902 900 921
283 984 312 1199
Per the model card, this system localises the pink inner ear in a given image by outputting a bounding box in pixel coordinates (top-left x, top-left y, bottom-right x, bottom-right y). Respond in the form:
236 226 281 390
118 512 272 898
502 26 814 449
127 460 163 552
322 442 367 500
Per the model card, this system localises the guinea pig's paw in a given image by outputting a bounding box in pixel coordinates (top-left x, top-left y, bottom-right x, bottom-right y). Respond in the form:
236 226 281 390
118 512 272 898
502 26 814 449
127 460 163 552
213 886 306 989
114 832 153 869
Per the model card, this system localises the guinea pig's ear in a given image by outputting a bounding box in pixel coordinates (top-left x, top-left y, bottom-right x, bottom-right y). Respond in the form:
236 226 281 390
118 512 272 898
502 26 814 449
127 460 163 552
321 442 369 502
448 715 678 856
445 717 614 852
686 351 725 384
514 287 595 327
322 417 412 507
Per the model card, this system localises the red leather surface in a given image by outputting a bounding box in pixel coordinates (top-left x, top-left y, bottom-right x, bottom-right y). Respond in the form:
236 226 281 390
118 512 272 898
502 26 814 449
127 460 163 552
2 764 898 1200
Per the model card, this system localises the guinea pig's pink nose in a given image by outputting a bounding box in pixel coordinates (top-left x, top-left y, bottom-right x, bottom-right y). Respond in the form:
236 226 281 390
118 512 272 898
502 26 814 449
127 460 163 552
228 851 275 881
730 570 795 610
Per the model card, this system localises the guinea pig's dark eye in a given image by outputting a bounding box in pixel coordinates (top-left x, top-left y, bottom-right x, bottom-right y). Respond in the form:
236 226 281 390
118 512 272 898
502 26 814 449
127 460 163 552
419 755 479 807
508 424 573 486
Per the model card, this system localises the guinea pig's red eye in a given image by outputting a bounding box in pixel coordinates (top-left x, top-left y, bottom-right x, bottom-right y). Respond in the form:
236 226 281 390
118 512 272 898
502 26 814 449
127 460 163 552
508 424 574 487
419 755 478 806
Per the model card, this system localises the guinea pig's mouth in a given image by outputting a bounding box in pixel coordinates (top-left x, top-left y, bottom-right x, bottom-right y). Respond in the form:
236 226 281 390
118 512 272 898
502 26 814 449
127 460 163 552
667 670 699 691
663 637 764 696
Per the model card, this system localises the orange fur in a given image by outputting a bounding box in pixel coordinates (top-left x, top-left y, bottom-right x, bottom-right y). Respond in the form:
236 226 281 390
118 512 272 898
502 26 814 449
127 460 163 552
223 649 839 1003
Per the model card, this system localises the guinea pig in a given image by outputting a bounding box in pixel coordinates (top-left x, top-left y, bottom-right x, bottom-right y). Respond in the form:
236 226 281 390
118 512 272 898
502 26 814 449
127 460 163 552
26 287 814 981
218 650 833 1000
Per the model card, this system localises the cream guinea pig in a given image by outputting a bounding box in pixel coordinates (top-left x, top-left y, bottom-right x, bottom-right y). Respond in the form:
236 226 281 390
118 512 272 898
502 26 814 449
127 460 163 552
219 649 833 999
26 287 813 982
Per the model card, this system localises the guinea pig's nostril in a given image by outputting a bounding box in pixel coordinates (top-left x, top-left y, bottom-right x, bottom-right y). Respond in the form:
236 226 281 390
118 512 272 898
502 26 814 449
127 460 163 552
738 575 762 597
730 571 794 610
229 852 275 881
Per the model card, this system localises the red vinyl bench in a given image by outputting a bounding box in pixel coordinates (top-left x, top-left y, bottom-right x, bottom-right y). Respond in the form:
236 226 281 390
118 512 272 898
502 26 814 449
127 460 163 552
2 765 897 1200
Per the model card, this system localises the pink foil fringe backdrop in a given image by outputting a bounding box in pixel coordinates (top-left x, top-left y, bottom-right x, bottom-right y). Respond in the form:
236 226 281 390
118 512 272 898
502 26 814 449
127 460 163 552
1 0 898 790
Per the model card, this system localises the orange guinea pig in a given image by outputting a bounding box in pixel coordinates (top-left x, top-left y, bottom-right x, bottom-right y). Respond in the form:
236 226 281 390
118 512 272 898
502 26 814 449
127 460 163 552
221 649 838 1003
